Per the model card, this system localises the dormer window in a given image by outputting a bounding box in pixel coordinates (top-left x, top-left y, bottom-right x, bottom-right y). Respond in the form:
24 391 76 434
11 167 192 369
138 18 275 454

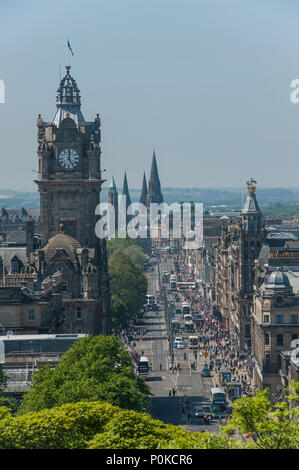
12 261 19 274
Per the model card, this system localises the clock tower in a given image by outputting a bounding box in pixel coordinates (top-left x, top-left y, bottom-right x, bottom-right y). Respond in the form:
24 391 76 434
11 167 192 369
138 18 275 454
35 65 104 247
30 65 110 335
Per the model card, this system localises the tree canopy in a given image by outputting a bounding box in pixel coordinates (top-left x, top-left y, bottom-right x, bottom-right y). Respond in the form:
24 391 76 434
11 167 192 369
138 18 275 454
108 248 147 328
17 335 149 415
1 383 299 449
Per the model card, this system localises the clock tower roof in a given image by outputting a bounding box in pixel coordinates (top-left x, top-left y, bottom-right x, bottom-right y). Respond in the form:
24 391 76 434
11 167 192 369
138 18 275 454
53 65 85 128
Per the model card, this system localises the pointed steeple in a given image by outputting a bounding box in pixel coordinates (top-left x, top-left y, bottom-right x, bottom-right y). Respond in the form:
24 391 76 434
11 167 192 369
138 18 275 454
110 176 116 190
122 172 131 207
147 150 163 205
139 172 148 205
108 176 118 232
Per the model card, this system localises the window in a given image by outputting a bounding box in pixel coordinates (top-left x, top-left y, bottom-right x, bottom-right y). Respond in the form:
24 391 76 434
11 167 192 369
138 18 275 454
291 314 298 325
62 283 68 293
276 314 283 324
76 307 82 320
277 334 283 346
76 328 82 334
103 300 106 313
62 307 66 319
12 261 19 274
292 334 298 341
28 309 35 322
265 333 269 345
264 315 270 323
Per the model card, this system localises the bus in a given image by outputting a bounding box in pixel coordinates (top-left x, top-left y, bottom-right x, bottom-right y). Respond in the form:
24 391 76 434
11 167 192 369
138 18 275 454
170 276 177 290
184 320 194 332
189 335 199 350
146 295 155 311
138 356 150 379
210 387 227 417
182 303 190 315
183 314 192 321
177 282 196 291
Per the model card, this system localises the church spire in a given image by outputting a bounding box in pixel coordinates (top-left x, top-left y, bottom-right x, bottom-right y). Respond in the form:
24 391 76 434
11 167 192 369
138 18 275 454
122 172 131 208
147 150 163 205
139 172 148 205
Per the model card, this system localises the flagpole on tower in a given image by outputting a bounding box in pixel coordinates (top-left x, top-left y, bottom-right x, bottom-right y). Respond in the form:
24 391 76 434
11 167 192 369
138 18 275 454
66 39 74 69
67 37 70 67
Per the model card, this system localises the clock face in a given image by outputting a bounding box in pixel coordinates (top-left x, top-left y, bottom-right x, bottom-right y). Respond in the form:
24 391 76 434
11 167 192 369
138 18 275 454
58 148 79 169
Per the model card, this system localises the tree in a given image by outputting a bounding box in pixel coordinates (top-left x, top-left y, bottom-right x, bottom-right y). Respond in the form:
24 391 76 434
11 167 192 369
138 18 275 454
123 244 146 270
107 236 141 259
223 385 299 449
17 335 150 415
0 370 18 413
0 400 230 449
108 249 147 328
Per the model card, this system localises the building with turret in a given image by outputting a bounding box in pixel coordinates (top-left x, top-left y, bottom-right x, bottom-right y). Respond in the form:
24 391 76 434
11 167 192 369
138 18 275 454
213 178 265 350
0 65 110 336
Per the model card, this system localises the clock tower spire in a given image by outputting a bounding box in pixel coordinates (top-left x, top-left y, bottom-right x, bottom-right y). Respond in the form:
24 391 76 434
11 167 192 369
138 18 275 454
35 66 104 247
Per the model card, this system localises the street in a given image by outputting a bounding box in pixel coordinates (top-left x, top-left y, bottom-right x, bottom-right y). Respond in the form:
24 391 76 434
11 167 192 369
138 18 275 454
134 255 220 433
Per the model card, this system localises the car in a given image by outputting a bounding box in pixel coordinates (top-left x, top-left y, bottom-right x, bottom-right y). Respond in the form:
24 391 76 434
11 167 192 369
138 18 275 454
201 367 211 377
176 341 184 349
193 406 205 419
174 336 183 343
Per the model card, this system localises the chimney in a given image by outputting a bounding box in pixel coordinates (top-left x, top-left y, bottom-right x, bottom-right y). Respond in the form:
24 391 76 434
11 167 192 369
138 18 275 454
26 217 35 257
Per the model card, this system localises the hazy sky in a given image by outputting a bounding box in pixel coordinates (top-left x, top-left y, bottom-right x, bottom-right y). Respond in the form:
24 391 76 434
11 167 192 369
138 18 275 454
1 0 299 191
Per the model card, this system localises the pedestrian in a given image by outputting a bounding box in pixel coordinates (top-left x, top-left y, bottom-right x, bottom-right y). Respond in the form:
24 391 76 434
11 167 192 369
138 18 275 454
173 388 176 397
169 390 172 397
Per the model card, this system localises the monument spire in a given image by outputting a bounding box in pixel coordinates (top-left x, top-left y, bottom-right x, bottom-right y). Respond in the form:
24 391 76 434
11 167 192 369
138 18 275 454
139 172 148 205
147 150 163 205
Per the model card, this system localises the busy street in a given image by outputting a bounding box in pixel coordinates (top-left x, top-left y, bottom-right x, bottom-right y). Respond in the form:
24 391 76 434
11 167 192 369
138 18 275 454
119 248 257 433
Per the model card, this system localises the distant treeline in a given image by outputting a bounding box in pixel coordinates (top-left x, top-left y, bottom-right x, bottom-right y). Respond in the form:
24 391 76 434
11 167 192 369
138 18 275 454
2 187 299 215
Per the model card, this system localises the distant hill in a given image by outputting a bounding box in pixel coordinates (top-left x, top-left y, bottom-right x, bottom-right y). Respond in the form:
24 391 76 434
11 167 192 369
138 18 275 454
1 187 299 217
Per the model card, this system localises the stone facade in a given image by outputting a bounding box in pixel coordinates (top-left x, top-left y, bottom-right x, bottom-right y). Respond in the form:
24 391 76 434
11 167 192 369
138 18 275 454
251 269 299 394
0 66 110 336
213 179 265 350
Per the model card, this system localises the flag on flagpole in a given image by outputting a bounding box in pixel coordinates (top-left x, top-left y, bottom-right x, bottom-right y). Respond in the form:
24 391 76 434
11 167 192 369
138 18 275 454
67 40 74 56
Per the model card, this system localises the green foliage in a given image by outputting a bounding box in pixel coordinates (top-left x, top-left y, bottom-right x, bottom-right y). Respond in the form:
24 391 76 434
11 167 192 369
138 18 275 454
0 401 117 449
0 400 227 449
261 203 299 218
0 370 7 393
1 384 299 449
107 236 141 258
0 406 12 420
123 244 146 269
223 386 299 449
108 249 147 328
18 335 149 415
